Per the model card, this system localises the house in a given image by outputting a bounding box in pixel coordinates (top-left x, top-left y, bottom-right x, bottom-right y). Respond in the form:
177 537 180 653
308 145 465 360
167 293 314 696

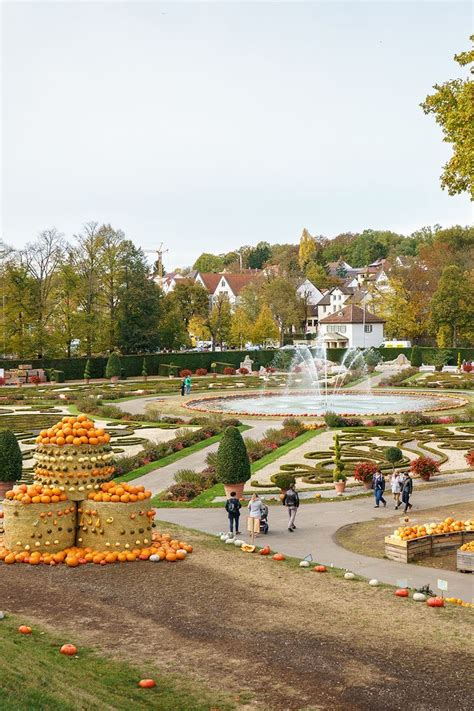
318 304 385 349
297 279 324 305
194 270 263 307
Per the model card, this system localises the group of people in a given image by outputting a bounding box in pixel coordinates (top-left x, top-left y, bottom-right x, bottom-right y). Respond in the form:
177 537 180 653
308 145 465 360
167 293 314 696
372 469 413 512
180 375 192 396
225 485 300 541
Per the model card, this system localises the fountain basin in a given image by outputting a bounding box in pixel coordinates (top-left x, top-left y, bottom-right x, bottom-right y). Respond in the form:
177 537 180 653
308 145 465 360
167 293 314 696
184 390 465 417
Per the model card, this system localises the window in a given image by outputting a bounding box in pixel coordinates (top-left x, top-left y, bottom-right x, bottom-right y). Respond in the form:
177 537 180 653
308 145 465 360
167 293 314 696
221 280 225 286
364 325 373 333
327 325 346 333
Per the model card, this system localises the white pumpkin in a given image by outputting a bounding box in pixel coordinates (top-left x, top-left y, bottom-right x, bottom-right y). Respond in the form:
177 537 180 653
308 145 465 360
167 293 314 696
413 592 427 602
220 534 229 542
0 611 5 620
176 549 187 557
344 572 355 580
299 561 310 568
233 539 244 547
149 554 162 562
225 538 235 544
369 579 379 587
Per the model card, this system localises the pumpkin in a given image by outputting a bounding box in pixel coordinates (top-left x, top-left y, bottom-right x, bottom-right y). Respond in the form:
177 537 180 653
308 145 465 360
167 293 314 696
60 644 77 656
395 589 409 597
138 679 156 688
225 538 235 545
427 597 445 607
313 565 326 573
241 544 256 553
165 552 177 562
0 611 5 620
273 553 285 561
233 539 244 547
369 579 379 587
344 572 355 580
18 625 32 634
413 592 427 602
299 561 310 568
220 534 228 541
259 546 271 556
175 550 187 560
149 554 161 562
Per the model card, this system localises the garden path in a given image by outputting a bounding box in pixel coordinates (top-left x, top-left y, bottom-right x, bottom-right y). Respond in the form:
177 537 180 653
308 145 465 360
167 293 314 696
157 484 474 600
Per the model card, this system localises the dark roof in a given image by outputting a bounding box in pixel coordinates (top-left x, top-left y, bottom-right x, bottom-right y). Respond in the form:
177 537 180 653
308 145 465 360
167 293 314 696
319 304 385 324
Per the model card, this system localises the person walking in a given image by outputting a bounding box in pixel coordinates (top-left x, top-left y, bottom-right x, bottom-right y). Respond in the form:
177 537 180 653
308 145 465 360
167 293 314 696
372 470 387 508
391 469 403 508
400 472 413 512
247 493 264 544
185 375 192 395
283 483 300 532
225 492 241 535
180 378 186 397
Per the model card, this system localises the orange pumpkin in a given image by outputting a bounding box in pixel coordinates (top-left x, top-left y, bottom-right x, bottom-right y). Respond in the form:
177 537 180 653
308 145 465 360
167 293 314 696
427 597 445 607
313 565 327 573
273 553 285 561
138 679 156 688
395 589 409 597
60 644 78 656
18 625 32 634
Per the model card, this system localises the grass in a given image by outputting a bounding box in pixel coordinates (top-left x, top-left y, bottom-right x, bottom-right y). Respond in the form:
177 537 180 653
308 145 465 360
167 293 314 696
0 615 235 711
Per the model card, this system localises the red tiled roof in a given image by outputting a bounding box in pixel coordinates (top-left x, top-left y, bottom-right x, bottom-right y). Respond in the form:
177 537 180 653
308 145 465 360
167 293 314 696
319 304 385 324
221 272 262 295
196 273 222 293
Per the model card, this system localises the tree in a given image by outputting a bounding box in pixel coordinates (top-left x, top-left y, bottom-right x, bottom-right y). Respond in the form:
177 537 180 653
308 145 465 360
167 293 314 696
251 304 279 346
105 352 121 379
84 359 92 382
158 302 190 351
410 345 422 368
247 241 271 269
369 279 421 341
116 243 163 353
55 258 81 358
71 223 105 356
169 281 209 328
0 429 23 482
188 315 211 343
264 278 302 346
332 434 346 482
384 447 403 473
193 253 224 272
429 265 474 346
238 282 264 322
215 426 250 485
298 228 317 270
206 293 232 349
421 36 474 198
305 262 339 290
2 262 36 358
229 307 253 349
349 230 386 267
98 224 127 352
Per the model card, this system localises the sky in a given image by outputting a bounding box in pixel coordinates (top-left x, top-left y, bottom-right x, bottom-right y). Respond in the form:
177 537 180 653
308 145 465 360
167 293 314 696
1 0 471 270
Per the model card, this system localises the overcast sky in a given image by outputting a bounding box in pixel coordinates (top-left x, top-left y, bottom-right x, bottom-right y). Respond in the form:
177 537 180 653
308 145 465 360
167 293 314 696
1 0 471 269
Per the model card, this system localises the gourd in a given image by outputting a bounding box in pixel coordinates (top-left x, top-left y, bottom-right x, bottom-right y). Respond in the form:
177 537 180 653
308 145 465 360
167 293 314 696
344 572 355 580
369 579 379 586
18 625 32 634
60 644 78 656
241 544 256 552
299 561 310 568
395 589 409 597
138 679 156 688
313 565 327 573
273 553 285 561
149 554 162 562
427 597 445 607
259 546 271 556
413 592 426 602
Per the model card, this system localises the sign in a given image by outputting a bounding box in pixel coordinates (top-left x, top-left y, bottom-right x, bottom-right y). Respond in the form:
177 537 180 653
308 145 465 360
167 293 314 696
303 554 313 562
437 579 448 592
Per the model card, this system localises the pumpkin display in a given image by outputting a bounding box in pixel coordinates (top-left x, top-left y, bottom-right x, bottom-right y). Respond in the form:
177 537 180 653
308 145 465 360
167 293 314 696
459 541 474 552
427 597 445 607
395 589 409 597
2 497 76 554
313 565 326 573
77 499 155 552
445 597 474 608
60 644 78 656
259 546 271 556
241 544 256 553
138 679 156 688
392 517 473 541
273 553 285 561
18 625 32 634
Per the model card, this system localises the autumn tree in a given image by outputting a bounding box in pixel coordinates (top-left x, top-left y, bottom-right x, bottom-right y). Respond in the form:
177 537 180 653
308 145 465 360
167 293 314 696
421 36 474 198
305 262 339 290
369 279 421 341
206 293 232 350
168 280 209 328
429 265 474 346
71 223 105 356
264 278 302 346
99 224 127 352
251 304 279 345
229 307 253 349
193 252 224 273
2 262 36 357
247 241 271 269
298 228 317 270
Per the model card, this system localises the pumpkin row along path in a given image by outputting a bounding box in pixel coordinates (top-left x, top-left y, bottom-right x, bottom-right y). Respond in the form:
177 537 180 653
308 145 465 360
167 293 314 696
157 484 474 600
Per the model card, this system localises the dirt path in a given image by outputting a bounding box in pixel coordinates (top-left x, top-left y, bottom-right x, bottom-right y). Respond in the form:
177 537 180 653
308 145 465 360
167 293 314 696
0 525 472 711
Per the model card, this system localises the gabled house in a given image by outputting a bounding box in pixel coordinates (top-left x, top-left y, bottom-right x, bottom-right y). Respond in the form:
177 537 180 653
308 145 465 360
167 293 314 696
193 271 263 308
319 304 385 349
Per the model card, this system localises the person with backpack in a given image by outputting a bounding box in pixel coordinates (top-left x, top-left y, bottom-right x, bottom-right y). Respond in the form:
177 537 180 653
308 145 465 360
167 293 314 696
283 483 300 532
399 472 413 512
225 492 242 535
372 470 387 508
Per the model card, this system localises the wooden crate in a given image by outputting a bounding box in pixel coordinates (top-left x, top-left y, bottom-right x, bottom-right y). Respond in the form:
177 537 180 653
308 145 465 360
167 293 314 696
385 530 474 563
457 550 474 573
431 531 464 556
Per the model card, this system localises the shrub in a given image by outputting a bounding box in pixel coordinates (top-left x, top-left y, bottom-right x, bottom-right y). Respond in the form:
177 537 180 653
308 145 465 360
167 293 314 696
205 450 218 471
29 375 41 385
75 396 101 414
174 469 203 485
244 437 269 462
216 426 250 484
84 359 92 380
370 416 396 426
353 461 378 482
378 367 418 386
465 450 474 467
384 446 403 471
324 411 343 427
272 472 296 490
400 412 429 426
238 367 249 375
223 367 236 375
195 368 208 376
180 369 193 377
166 482 202 501
266 366 276 373
105 352 121 379
340 417 362 427
410 456 439 480
0 429 23 482
410 345 422 368
332 433 346 482
364 348 381 372
462 362 473 373
141 358 148 378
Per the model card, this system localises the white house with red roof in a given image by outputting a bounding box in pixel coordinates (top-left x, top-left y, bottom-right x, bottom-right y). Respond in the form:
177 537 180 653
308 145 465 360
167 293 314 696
318 304 385 349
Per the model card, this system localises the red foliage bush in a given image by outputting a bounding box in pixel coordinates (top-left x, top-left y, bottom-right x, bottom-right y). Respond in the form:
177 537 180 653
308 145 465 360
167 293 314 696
410 456 439 480
238 367 249 375
353 461 378 482
465 450 474 467
180 369 193 377
29 375 41 386
462 362 472 372
0 377 5 386
223 367 236 375
265 366 276 373
195 368 208 376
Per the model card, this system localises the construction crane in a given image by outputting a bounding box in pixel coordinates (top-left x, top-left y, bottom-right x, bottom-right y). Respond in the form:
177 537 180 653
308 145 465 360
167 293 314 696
143 243 169 281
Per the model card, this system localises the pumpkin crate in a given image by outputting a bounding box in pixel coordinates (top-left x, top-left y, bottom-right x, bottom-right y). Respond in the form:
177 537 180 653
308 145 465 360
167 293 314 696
384 531 474 564
457 550 474 573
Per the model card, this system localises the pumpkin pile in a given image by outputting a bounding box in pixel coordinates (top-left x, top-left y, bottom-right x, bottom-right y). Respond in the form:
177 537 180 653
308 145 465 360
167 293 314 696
4 484 68 504
392 517 474 541
459 541 474 552
35 414 111 446
445 597 474 609
87 481 152 502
